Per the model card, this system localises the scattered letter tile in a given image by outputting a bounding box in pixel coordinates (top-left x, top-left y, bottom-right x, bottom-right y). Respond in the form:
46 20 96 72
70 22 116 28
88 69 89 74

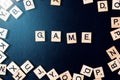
106 46 119 60
0 51 7 63
83 0 93 4
80 64 93 77
21 60 34 74
59 70 72 80
51 0 61 6
13 69 26 80
0 64 7 75
73 73 84 80
23 0 35 11
0 0 13 10
0 27 8 39
33 65 46 79
110 28 120 41
0 39 9 52
9 5 23 19
7 61 20 74
112 0 120 10
111 17 120 28
47 68 59 80
97 1 108 12
108 59 120 72
0 8 10 21
93 67 105 79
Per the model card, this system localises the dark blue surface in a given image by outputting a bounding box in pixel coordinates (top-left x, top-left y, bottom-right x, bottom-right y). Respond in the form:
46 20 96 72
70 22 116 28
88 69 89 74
0 0 120 80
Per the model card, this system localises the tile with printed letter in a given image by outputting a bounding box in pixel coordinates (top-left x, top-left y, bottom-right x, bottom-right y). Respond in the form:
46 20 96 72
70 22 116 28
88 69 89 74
21 60 34 74
23 0 35 11
59 70 72 80
13 69 26 80
47 68 59 80
0 51 7 63
112 0 120 10
97 1 108 12
35 31 45 42
0 0 13 10
80 64 93 77
9 5 23 19
7 61 20 74
83 0 93 4
73 73 84 80
81 32 92 43
0 39 9 52
0 8 10 21
0 64 7 75
0 28 8 39
51 0 61 6
67 32 77 44
111 17 120 28
110 28 120 41
108 59 120 72
51 31 61 42
93 67 105 79
106 46 119 60
33 65 46 79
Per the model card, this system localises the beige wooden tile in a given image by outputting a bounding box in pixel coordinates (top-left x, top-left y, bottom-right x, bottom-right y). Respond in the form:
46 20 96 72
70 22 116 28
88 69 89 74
0 51 7 63
33 65 46 79
51 0 61 6
73 73 84 80
35 31 45 42
47 68 59 80
0 64 7 75
83 0 93 4
0 8 10 21
81 32 92 43
67 32 77 44
110 28 120 41
51 31 61 42
7 61 20 74
106 46 119 60
23 0 35 11
0 0 13 10
93 67 105 79
111 17 120 28
108 59 120 72
93 78 102 80
0 39 9 52
59 70 72 80
80 64 93 77
13 69 26 80
97 1 108 12
112 0 120 10
9 5 23 19
21 60 34 74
